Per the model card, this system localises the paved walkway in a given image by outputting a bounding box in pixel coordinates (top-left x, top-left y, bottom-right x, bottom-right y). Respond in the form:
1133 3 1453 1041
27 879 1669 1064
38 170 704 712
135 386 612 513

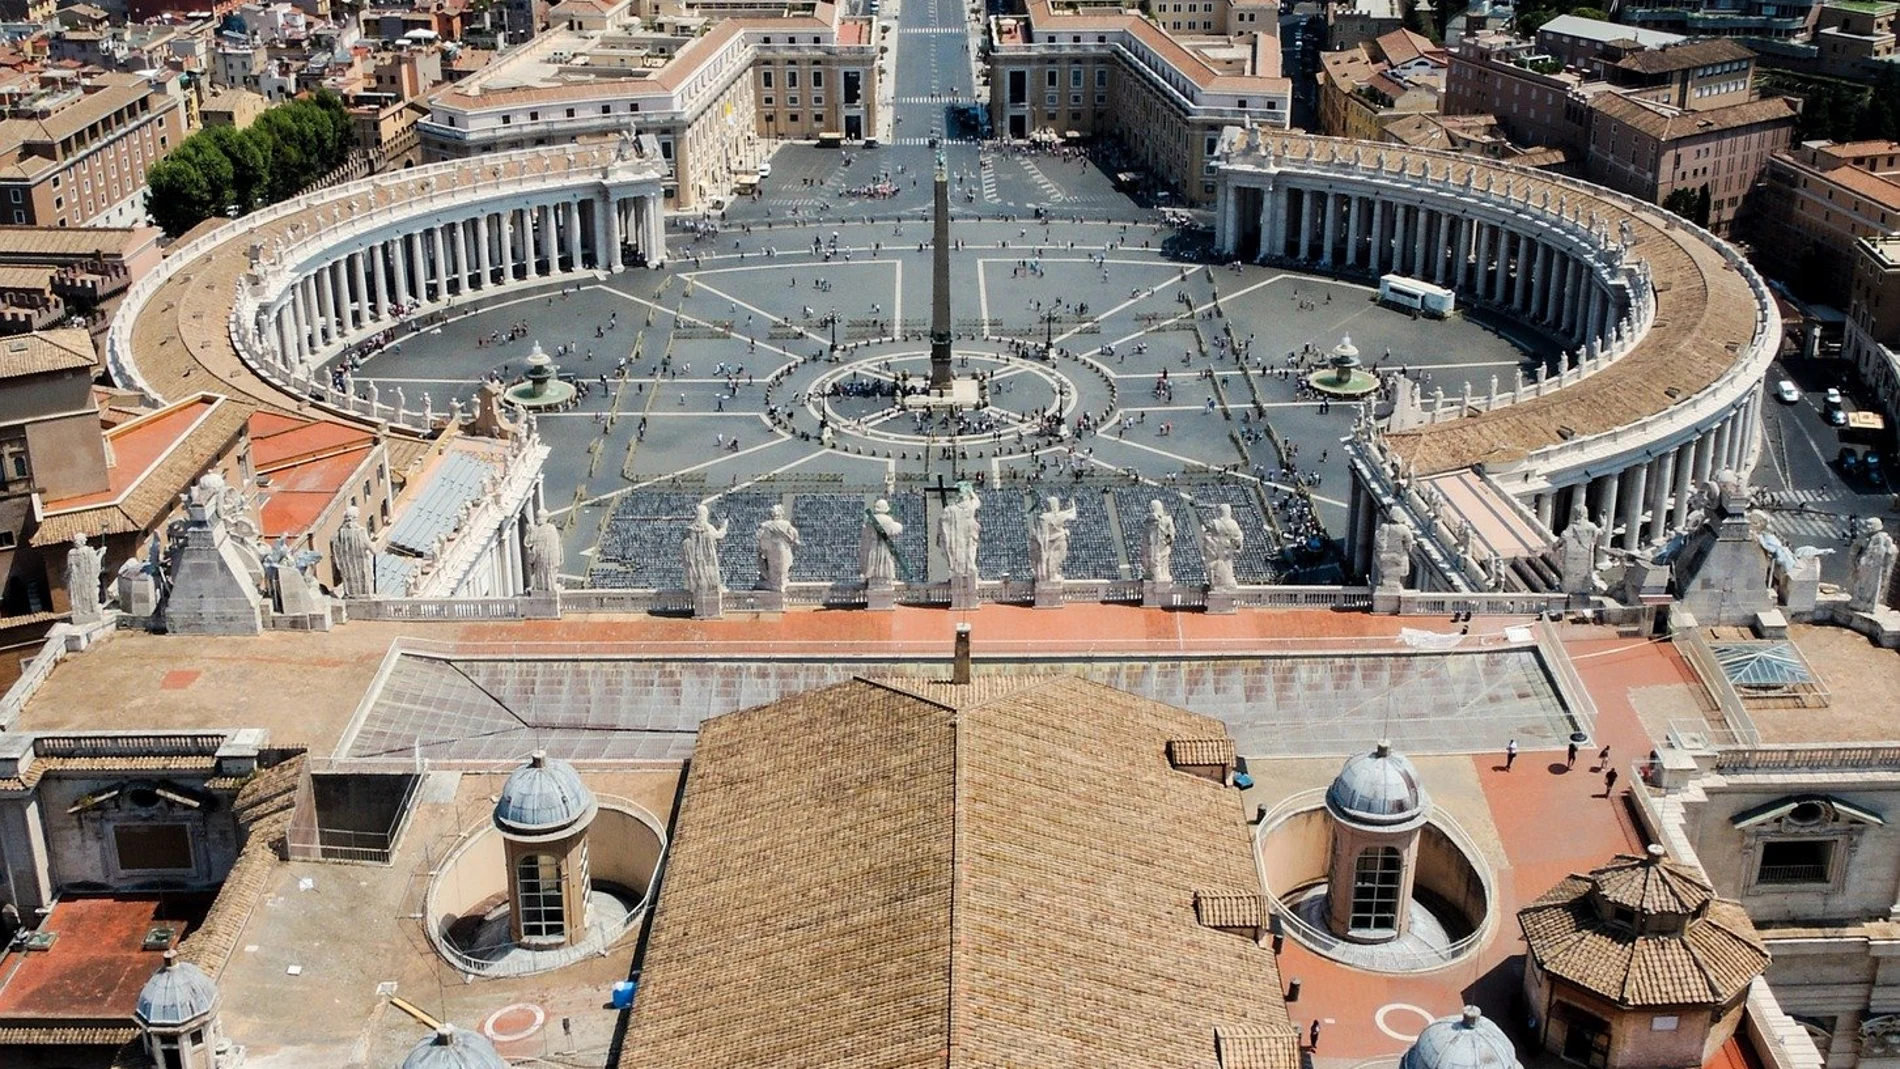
1255 633 1680 1066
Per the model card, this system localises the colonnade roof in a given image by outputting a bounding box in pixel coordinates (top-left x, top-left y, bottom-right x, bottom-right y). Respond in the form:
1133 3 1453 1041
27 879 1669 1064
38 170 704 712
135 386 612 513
1233 132 1769 477
118 145 632 442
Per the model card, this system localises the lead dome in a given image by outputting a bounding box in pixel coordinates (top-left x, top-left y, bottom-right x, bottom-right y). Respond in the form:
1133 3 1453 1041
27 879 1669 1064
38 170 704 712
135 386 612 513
134 950 219 1028
1326 739 1430 830
494 750 597 839
1400 1007 1521 1069
400 1025 508 1069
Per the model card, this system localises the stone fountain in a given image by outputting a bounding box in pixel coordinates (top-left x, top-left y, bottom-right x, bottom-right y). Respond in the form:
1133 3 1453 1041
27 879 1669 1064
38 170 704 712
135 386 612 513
505 341 578 410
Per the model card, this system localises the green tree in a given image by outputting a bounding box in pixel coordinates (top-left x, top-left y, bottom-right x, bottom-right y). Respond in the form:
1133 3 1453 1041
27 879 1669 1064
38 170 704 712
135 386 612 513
145 139 234 237
201 124 271 213
1662 186 1700 222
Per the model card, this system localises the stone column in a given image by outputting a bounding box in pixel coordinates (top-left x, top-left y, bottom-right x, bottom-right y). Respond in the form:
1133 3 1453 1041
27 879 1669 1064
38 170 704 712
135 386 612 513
499 208 516 281
647 195 665 267
1409 204 1426 278
1586 286 1604 344
602 194 623 272
369 243 387 318
565 200 583 272
1648 448 1675 543
288 285 308 360
428 225 446 299
1347 195 1363 269
1673 443 1698 530
1560 260 1580 338
314 267 335 344
1321 191 1338 268
1532 242 1551 322
1512 233 1532 311
1455 218 1473 291
1254 184 1274 259
1297 188 1315 263
1621 460 1648 550
1596 472 1620 538
346 253 365 329
535 203 552 275
1368 197 1385 275
1536 492 1553 530
396 234 415 306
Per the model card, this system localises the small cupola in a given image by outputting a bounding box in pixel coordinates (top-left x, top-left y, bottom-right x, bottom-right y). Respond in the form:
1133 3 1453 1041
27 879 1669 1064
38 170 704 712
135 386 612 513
1326 739 1430 832
1399 1006 1522 1069
400 1024 509 1069
494 749 597 840
134 950 224 1069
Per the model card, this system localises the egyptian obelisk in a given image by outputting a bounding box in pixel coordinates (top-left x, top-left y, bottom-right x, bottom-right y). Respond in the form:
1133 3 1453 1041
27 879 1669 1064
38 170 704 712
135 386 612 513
928 141 954 391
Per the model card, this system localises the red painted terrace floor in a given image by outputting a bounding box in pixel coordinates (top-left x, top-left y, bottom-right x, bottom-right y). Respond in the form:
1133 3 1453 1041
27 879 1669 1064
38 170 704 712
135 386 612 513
1281 635 1689 1066
0 894 212 1022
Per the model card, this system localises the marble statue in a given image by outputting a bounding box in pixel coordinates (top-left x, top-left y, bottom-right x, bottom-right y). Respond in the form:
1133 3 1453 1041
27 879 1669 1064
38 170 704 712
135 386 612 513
1558 499 1604 595
682 503 728 595
1030 496 1077 583
65 532 104 623
861 499 904 585
1848 517 1898 613
755 504 802 592
937 482 981 581
330 505 376 598
1143 500 1176 584
1200 503 1244 591
524 509 563 594
1372 520 1415 592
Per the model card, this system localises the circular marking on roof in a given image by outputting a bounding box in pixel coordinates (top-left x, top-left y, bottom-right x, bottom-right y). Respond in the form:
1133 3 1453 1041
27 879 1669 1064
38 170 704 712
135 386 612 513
1375 1002 1434 1042
482 1002 546 1043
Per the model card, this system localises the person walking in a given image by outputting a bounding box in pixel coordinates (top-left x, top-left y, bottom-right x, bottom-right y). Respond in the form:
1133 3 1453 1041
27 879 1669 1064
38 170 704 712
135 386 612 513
1604 767 1620 797
1566 741 1579 769
1504 739 1518 771
1597 744 1612 769
1308 1020 1322 1050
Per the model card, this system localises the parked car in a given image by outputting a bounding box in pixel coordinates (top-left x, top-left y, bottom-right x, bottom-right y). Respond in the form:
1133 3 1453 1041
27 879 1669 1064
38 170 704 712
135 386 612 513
1838 447 1862 475
1827 405 1849 427
1776 379 1801 403
756 161 772 178
1867 452 1884 481
1825 387 1844 408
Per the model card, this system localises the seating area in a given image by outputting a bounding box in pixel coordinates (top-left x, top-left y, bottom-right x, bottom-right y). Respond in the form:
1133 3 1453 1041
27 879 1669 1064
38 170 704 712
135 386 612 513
1189 483 1279 584
789 494 874 583
589 492 700 589
576 481 1286 588
1112 487 1207 583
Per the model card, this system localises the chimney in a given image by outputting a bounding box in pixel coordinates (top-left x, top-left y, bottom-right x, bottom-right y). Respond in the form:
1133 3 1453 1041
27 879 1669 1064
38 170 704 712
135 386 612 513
952 624 971 684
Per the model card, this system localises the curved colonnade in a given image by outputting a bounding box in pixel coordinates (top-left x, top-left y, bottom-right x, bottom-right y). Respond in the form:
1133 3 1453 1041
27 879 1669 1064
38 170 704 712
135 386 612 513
108 143 670 433
1214 130 1780 554
111 131 1778 567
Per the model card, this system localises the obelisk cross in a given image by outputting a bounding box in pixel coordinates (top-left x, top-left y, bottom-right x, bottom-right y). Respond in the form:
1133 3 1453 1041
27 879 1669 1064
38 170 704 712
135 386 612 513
928 141 954 391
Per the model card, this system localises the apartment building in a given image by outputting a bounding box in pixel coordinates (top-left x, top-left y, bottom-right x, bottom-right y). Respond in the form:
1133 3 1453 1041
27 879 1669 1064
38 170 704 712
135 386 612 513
1619 0 1818 38
1445 18 1796 233
1812 0 1898 79
1443 30 1596 151
1758 140 1900 295
986 0 1290 204
421 2 877 208
1586 92 1797 232
1316 27 1446 142
0 72 188 229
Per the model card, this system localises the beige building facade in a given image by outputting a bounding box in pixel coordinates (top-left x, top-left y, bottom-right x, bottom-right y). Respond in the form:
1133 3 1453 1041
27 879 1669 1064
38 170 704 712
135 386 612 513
0 72 189 230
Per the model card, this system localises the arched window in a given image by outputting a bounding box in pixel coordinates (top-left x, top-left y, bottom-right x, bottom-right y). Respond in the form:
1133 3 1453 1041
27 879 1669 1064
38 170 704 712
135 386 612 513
1349 846 1403 933
516 853 566 941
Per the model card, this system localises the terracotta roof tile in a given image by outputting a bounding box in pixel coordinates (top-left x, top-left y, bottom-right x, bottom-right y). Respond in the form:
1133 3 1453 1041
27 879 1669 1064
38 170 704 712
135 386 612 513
618 676 1299 1069
1518 859 1767 1007
1169 736 1237 768
0 327 93 378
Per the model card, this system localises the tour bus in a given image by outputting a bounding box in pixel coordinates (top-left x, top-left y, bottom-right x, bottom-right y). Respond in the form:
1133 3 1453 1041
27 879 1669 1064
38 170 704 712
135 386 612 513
816 131 844 147
1377 274 1457 319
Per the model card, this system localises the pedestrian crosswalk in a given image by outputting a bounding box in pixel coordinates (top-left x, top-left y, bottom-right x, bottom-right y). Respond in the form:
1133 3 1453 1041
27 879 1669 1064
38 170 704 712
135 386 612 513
888 135 981 146
1760 488 1854 541
1018 157 1072 203
893 95 979 104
